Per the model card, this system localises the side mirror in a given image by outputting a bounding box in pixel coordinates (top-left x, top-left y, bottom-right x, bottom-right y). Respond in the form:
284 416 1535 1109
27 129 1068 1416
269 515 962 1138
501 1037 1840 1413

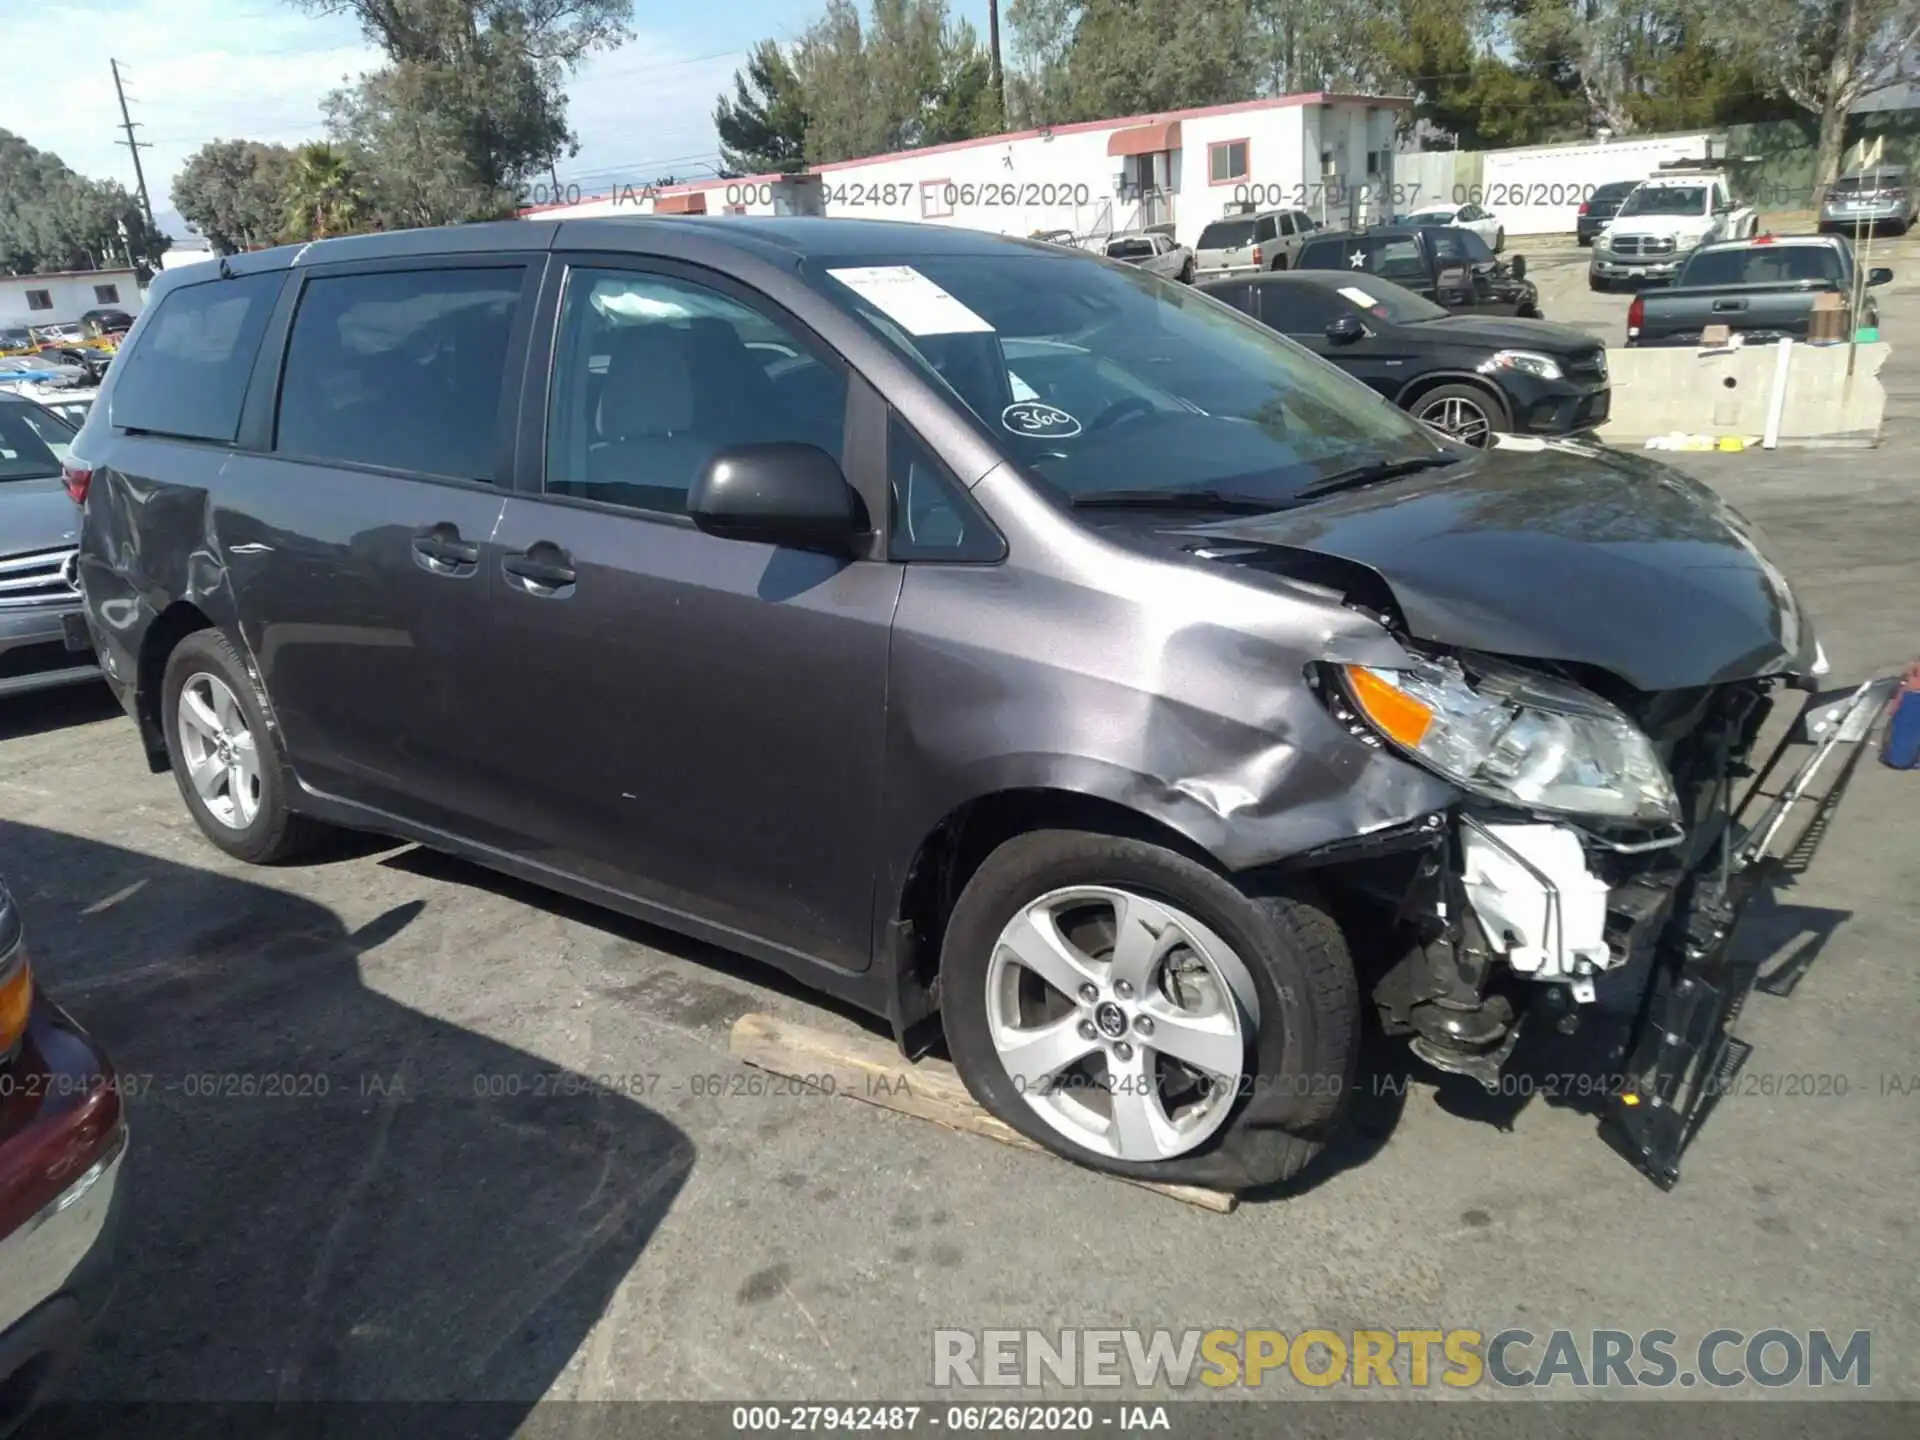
1508 254 1528 281
1869 266 1893 287
1325 315 1367 344
687 443 869 552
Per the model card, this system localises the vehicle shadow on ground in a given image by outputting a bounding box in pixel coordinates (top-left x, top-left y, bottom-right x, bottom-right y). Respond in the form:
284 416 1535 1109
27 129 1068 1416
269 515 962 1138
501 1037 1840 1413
2 822 693 1434
0 683 121 743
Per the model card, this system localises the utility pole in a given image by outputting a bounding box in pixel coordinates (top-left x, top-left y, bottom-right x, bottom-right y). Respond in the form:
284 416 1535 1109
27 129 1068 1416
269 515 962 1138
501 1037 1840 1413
111 58 156 232
987 0 1005 128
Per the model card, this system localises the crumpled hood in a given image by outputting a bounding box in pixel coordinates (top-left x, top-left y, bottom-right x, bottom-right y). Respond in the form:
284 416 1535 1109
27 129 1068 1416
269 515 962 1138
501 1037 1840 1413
1180 444 1814 692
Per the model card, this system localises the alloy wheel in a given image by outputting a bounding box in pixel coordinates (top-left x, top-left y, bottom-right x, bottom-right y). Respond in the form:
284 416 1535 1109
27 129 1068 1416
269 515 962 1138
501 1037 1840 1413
983 886 1257 1161
1419 395 1494 446
176 671 262 830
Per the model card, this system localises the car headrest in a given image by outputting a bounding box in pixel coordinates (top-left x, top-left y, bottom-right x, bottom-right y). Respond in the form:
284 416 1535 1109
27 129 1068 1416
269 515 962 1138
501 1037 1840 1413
597 325 695 439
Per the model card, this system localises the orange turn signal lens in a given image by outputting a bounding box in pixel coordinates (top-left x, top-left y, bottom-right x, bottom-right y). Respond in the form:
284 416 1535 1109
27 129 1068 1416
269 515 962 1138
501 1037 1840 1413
1343 665 1435 748
0 957 31 1057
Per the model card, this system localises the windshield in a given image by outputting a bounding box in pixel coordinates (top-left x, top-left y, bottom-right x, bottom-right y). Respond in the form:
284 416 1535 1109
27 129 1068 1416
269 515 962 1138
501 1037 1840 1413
810 250 1442 507
1619 186 1707 218
1197 220 1257 250
0 402 75 480
1832 172 1903 194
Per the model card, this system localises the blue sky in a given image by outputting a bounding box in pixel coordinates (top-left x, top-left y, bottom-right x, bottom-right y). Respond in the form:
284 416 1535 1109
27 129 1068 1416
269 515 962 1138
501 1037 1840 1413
0 0 998 235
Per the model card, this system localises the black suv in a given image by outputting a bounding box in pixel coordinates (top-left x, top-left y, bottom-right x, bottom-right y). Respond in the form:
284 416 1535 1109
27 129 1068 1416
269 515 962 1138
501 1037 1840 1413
1198 272 1608 445
1295 225 1540 317
65 218 1885 1194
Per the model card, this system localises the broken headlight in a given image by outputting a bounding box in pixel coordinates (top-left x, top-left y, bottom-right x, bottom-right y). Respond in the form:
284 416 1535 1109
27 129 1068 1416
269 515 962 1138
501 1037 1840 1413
1335 655 1680 823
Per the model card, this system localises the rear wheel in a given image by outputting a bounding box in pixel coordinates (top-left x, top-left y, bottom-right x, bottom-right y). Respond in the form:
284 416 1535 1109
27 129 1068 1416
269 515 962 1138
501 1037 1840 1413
940 830 1358 1190
1411 383 1508 446
1493 228 1505 252
1179 258 1194 284
161 630 325 865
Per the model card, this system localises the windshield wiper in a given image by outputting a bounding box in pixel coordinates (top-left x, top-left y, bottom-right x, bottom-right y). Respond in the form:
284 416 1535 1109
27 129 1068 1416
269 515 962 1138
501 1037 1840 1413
1070 488 1288 514
1288 453 1463 502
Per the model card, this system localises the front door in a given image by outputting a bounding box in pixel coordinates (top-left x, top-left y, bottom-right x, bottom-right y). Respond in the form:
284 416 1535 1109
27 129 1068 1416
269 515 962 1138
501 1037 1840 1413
470 260 899 972
222 259 534 827
1254 284 1413 403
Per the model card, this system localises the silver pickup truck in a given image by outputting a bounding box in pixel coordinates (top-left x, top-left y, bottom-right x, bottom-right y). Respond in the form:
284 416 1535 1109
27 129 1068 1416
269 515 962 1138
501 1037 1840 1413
1102 231 1195 283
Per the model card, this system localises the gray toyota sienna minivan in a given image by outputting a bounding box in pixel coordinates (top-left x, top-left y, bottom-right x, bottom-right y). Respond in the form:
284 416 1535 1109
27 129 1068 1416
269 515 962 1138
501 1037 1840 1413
66 218 1891 1192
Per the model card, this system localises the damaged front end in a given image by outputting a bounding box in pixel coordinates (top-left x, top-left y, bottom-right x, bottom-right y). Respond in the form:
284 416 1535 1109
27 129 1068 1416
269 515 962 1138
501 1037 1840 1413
1290 648 1896 1189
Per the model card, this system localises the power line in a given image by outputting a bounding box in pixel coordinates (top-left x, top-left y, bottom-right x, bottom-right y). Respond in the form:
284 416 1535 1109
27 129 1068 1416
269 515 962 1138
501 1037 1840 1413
111 58 157 231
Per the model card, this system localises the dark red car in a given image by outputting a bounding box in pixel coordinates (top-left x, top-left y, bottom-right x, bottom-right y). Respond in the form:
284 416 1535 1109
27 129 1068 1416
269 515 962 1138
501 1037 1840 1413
0 876 126 1428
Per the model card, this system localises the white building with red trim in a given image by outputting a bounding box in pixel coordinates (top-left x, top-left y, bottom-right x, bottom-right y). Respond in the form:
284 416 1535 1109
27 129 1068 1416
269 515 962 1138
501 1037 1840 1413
0 268 143 330
521 92 1412 249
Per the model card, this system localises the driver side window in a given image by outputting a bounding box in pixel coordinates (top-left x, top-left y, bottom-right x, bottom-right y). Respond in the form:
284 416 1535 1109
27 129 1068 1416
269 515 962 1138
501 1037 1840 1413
887 416 1004 563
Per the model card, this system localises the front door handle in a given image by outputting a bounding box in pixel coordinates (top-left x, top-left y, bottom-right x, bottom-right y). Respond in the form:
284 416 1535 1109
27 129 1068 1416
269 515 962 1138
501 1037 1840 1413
412 525 479 575
502 543 576 594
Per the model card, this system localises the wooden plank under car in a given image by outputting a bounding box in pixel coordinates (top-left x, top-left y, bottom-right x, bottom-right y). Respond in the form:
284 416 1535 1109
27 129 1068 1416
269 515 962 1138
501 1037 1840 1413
728 1012 1238 1213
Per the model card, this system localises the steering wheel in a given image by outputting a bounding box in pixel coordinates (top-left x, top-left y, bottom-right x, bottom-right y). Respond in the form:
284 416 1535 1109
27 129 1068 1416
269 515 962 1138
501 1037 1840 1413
1087 396 1157 434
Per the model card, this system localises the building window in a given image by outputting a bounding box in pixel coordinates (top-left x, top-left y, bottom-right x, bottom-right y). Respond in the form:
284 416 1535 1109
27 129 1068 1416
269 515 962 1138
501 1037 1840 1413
93 283 121 304
1208 140 1249 185
25 290 53 311
921 180 954 219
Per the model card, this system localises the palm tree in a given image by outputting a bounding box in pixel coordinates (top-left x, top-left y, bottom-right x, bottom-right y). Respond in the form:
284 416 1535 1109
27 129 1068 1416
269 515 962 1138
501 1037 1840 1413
282 143 369 241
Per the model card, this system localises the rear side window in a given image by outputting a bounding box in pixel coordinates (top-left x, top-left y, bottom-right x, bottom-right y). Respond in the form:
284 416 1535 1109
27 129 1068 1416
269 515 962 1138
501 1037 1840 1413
1257 216 1280 241
275 267 522 482
1197 220 1255 250
1257 284 1350 334
108 272 280 442
1200 282 1255 316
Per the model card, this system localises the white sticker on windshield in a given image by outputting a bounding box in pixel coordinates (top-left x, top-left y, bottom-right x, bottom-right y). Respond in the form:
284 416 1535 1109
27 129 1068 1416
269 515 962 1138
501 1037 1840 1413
1337 286 1378 308
1002 401 1081 439
827 266 995 336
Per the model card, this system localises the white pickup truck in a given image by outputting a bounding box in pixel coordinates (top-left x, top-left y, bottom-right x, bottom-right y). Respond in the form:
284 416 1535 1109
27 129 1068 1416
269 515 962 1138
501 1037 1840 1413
1588 171 1759 291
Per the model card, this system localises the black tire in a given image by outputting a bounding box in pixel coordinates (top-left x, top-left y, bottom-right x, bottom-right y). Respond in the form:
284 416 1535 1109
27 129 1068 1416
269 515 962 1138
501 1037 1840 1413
1270 255 1289 272
1409 382 1509 447
1494 228 1505 253
1179 259 1194 284
1587 273 1609 292
160 629 325 865
1577 235 1591 247
940 829 1358 1190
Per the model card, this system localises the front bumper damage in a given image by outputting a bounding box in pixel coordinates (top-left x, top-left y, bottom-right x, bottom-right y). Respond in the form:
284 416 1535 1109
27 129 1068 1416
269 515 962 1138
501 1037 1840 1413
1601 674 1898 1187
1339 673 1897 1190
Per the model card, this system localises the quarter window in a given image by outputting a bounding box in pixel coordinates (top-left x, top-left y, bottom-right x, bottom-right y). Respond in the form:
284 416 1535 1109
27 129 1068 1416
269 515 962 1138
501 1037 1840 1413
887 417 1003 562
108 271 281 442
275 267 522 481
545 268 847 517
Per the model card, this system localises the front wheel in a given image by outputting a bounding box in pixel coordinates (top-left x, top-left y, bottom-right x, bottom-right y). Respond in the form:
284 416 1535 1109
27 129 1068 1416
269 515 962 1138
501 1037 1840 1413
1493 228 1505 253
940 830 1358 1190
1412 383 1508 446
1179 259 1194 284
